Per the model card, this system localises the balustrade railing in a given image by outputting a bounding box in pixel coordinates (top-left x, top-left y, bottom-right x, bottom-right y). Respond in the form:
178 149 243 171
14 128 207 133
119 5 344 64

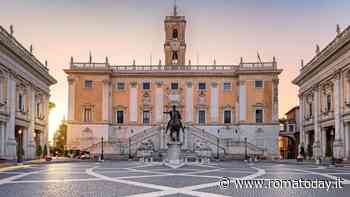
70 62 276 71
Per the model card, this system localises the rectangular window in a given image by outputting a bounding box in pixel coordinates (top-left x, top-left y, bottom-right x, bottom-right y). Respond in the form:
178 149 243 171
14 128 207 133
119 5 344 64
288 124 294 132
116 111 124 124
255 109 263 123
309 103 313 117
84 80 93 88
198 82 206 90
117 82 125 90
171 82 179 90
143 82 150 90
224 110 231 123
255 80 263 88
326 95 331 112
143 111 150 124
198 110 206 124
223 82 231 91
84 108 92 122
36 103 40 117
18 94 24 112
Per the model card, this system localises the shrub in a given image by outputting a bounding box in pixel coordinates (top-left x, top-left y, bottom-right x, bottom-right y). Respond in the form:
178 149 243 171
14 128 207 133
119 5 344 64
36 145 42 157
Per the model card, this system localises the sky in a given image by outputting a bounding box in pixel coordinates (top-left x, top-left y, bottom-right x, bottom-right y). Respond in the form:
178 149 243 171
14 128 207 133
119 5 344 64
1 0 349 142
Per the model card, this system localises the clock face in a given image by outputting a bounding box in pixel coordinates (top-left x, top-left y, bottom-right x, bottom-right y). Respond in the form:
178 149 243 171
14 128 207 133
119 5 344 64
170 41 179 50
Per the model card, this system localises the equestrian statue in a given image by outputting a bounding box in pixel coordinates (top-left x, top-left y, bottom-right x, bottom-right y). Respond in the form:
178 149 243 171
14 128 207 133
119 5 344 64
164 105 185 142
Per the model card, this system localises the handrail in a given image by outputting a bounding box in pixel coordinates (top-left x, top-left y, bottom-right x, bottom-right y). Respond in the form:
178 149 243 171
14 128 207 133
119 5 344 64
69 62 276 71
221 138 265 153
189 126 226 153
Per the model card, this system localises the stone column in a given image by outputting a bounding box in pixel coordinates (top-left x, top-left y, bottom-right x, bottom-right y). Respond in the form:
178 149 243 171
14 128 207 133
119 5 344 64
26 85 36 159
321 128 327 158
239 81 246 121
313 85 321 160
0 123 4 157
333 71 345 159
298 94 305 158
272 77 279 123
67 76 76 121
6 74 17 159
129 81 138 124
160 126 165 149
102 79 111 122
43 94 50 156
155 80 163 123
344 123 349 160
210 81 218 123
185 81 193 123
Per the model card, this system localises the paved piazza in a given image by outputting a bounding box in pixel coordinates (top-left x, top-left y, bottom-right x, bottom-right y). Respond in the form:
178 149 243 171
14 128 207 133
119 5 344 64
0 161 350 197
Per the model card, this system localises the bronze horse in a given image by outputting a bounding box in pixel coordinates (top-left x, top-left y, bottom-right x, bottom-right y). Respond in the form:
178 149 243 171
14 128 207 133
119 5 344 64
164 105 185 142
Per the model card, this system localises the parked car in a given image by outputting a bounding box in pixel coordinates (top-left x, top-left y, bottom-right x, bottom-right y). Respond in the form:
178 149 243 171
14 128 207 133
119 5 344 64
79 154 90 160
45 156 52 161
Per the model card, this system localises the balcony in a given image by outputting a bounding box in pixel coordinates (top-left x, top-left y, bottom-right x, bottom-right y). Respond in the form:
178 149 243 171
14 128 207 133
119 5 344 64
16 110 29 121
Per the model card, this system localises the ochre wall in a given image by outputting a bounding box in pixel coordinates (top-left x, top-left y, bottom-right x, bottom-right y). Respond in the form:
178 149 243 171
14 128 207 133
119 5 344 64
70 73 275 125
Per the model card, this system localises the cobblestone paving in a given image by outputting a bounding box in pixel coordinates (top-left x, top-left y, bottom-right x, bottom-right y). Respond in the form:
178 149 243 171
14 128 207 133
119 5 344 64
0 161 349 197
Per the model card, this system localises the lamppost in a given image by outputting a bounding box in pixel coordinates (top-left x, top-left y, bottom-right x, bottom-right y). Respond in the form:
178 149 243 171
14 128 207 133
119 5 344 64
244 137 248 161
17 129 23 163
330 129 335 165
129 129 134 159
101 136 104 161
216 129 220 160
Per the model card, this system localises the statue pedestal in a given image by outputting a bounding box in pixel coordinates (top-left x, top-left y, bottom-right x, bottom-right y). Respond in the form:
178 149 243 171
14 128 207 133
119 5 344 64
167 142 182 165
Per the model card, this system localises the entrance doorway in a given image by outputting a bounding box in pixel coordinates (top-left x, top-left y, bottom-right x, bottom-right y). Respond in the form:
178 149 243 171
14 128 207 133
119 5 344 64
324 126 335 159
15 126 24 162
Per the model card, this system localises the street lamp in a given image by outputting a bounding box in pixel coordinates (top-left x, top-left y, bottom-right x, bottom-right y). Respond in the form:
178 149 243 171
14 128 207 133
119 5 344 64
17 129 23 163
330 129 335 165
244 137 248 161
100 136 104 161
129 129 134 159
216 129 220 160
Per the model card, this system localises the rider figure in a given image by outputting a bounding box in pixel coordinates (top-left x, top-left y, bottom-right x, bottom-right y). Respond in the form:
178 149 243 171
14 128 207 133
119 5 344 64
164 105 184 142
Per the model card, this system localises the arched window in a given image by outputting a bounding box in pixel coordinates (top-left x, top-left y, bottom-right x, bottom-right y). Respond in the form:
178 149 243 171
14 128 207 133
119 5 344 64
172 29 178 39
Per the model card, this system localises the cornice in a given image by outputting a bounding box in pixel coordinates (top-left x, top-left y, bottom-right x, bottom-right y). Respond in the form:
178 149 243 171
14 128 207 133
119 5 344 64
293 25 350 85
0 26 57 85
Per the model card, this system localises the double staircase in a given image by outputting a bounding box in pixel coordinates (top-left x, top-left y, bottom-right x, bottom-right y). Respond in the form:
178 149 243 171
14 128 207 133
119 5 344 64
127 126 266 161
83 125 267 160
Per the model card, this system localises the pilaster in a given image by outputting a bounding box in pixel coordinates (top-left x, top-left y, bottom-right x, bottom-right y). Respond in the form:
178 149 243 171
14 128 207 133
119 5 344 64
210 81 218 123
333 71 345 159
185 80 193 123
67 76 76 121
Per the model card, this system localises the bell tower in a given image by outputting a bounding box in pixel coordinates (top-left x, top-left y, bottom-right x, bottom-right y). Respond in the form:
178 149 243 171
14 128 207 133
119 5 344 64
164 2 186 66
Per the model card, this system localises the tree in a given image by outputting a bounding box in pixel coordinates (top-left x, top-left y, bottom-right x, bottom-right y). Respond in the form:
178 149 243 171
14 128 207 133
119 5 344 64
48 101 56 112
36 145 42 157
53 118 67 156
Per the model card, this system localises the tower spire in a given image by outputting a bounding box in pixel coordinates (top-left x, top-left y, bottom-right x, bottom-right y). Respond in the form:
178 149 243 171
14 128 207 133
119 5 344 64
173 0 177 16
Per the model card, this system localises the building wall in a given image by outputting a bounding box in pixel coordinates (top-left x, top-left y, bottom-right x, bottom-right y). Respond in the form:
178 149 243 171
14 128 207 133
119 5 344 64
0 26 56 160
293 25 350 160
64 8 281 157
69 75 275 126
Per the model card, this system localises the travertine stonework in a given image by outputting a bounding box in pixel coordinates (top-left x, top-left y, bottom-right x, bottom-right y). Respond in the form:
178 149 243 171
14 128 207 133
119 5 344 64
0 26 57 160
293 25 350 161
64 6 282 158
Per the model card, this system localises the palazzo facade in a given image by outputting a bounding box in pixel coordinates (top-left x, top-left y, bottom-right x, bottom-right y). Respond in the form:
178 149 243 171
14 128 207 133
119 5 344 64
293 25 350 161
0 26 57 160
65 6 282 158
